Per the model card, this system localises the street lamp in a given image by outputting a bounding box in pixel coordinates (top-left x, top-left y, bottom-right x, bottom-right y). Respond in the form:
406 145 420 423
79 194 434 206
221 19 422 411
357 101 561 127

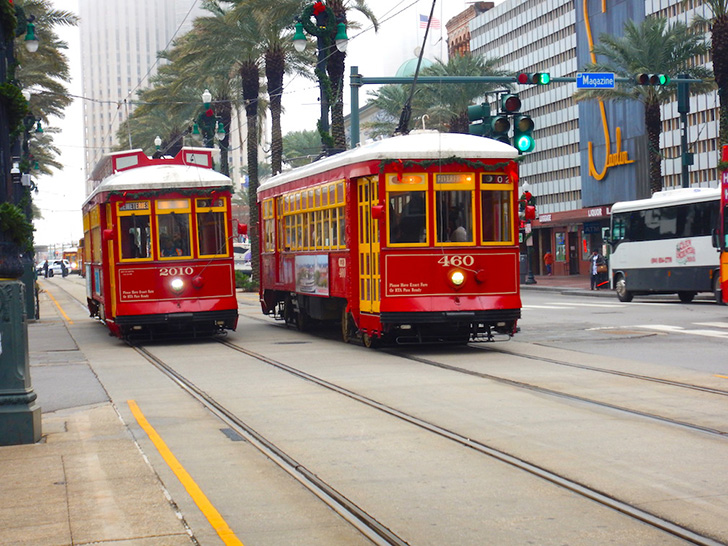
293 1 348 155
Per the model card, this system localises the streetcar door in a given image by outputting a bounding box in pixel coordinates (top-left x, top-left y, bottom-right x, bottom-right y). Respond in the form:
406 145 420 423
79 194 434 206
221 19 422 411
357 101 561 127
357 177 380 314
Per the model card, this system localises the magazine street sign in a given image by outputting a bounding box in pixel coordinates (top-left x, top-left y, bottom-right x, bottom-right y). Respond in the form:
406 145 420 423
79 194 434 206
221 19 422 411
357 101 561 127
576 72 615 89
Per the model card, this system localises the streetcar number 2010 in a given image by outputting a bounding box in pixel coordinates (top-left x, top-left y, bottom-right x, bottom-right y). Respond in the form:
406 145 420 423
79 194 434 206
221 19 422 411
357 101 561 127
437 255 474 267
160 266 194 276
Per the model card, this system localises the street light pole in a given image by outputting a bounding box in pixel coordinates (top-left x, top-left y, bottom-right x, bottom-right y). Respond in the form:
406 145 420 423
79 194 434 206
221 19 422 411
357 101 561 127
293 1 347 156
0 3 41 445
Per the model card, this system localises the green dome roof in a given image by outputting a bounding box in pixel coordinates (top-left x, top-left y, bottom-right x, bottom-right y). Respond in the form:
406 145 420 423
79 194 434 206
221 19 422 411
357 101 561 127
395 57 433 77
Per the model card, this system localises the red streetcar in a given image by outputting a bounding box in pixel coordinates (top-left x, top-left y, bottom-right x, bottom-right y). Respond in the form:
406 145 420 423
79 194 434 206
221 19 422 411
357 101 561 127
82 147 239 339
258 131 522 345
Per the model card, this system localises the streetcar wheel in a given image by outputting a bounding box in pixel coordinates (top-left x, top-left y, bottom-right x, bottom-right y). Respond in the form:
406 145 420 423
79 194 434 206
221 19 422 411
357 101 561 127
615 275 633 302
296 309 309 331
283 295 295 326
362 332 380 349
341 308 355 343
678 291 696 303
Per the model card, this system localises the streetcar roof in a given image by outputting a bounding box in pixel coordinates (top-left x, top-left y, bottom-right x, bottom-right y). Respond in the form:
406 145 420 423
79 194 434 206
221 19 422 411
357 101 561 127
83 162 232 206
258 131 518 193
611 187 720 214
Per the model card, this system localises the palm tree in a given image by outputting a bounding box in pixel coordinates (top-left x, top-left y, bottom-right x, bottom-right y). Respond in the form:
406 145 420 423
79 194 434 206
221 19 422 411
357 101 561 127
325 0 378 150
687 0 728 160
419 54 512 134
14 0 78 174
283 129 320 167
232 0 313 175
575 17 713 194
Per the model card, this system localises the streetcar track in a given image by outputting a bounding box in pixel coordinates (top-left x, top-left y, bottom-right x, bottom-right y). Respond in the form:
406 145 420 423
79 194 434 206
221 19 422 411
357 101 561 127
44 280 726 544
200 338 723 546
473 344 728 397
130 342 409 546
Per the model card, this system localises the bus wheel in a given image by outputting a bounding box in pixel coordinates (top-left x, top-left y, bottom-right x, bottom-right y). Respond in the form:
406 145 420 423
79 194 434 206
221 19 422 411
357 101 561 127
678 291 696 303
615 275 633 302
714 275 725 305
341 308 356 343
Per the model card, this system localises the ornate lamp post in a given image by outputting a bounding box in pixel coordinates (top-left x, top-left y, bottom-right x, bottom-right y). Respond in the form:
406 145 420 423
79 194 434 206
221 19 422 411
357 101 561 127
0 2 41 445
293 1 348 156
193 90 229 175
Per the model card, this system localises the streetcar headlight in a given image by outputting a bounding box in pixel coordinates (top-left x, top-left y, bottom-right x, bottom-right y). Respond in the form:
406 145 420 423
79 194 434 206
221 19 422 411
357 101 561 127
450 270 465 287
170 277 185 293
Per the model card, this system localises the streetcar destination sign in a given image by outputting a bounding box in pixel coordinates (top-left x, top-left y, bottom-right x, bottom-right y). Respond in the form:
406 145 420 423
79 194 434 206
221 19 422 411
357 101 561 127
576 72 615 89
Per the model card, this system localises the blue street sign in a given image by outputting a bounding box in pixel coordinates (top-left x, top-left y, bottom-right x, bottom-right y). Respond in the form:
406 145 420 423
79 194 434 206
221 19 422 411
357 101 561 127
576 72 615 89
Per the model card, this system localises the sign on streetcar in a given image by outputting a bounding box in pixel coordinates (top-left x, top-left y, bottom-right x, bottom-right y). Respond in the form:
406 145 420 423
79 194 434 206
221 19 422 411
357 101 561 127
576 72 615 89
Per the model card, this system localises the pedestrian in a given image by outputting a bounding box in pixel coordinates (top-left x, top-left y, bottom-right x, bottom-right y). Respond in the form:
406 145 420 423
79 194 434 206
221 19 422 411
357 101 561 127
61 260 68 277
42 260 49 278
543 251 553 276
590 250 603 290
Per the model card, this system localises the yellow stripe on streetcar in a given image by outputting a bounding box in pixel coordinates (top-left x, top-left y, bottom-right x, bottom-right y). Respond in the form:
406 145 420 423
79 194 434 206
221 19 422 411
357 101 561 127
127 400 244 546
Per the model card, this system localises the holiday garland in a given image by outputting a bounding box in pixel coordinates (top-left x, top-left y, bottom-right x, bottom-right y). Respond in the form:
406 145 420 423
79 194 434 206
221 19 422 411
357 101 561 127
106 187 233 200
380 156 521 183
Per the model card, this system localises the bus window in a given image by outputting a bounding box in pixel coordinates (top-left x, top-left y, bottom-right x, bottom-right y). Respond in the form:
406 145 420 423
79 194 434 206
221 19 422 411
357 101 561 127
436 190 472 243
389 191 426 243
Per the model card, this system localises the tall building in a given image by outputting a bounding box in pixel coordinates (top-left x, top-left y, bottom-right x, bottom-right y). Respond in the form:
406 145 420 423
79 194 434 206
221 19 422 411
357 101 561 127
468 0 719 276
78 0 204 186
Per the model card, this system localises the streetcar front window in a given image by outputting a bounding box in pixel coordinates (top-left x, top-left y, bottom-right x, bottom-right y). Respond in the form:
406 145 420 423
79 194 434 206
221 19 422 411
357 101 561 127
436 190 473 244
389 191 426 244
157 199 191 258
481 190 511 243
120 215 151 259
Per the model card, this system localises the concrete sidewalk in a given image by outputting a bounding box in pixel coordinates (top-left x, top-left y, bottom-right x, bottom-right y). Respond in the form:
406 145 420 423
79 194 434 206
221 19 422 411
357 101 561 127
0 289 192 546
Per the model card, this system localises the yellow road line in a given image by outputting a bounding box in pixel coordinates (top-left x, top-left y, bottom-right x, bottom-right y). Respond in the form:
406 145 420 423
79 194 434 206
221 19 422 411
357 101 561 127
127 400 244 546
716 375 728 380
43 286 74 325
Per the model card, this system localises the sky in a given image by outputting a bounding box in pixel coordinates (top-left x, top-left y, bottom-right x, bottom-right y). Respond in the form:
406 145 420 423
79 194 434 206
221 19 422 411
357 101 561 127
33 0 501 248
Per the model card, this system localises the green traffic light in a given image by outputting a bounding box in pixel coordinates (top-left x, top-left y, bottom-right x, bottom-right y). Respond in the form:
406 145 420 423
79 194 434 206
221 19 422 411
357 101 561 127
514 134 535 153
537 73 550 84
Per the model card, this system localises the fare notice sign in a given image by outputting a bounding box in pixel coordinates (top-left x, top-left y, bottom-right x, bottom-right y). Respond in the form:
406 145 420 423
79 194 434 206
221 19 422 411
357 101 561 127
576 72 615 89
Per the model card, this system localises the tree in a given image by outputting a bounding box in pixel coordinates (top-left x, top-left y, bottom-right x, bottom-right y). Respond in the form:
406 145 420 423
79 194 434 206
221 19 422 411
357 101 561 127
282 129 320 167
418 54 512 134
322 0 378 150
686 0 728 163
575 17 713 193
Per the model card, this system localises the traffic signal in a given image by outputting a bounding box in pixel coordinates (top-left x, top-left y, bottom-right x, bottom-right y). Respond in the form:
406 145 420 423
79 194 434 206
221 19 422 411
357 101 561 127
513 114 535 153
517 72 551 85
500 93 521 114
490 114 511 144
467 103 492 137
635 73 670 85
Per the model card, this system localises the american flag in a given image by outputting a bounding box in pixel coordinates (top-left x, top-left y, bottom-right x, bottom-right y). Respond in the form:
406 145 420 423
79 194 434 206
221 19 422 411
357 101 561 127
419 14 440 29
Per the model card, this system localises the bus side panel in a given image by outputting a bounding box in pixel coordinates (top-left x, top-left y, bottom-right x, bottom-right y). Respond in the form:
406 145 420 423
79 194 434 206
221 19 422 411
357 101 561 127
620 266 715 292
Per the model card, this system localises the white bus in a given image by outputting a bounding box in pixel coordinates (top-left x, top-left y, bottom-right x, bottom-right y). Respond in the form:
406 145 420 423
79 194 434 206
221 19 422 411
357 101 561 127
608 188 720 302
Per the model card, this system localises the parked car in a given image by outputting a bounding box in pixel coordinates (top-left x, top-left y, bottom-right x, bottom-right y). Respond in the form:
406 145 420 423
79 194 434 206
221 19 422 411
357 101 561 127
233 243 251 275
36 259 71 277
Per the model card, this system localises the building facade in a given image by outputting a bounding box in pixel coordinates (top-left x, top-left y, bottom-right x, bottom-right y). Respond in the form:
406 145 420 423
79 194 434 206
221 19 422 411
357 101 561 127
468 0 719 276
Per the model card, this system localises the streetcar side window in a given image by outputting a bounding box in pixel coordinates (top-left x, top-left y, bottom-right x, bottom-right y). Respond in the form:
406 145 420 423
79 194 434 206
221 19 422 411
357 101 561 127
196 197 228 257
480 173 513 244
156 199 191 258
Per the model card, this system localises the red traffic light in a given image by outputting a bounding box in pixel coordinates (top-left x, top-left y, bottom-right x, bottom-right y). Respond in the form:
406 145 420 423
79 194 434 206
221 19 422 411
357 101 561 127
500 94 521 113
517 73 551 85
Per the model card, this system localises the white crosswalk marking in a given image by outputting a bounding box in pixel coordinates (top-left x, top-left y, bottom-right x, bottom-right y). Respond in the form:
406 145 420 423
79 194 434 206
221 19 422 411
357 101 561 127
694 322 728 329
523 301 626 310
635 324 728 339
